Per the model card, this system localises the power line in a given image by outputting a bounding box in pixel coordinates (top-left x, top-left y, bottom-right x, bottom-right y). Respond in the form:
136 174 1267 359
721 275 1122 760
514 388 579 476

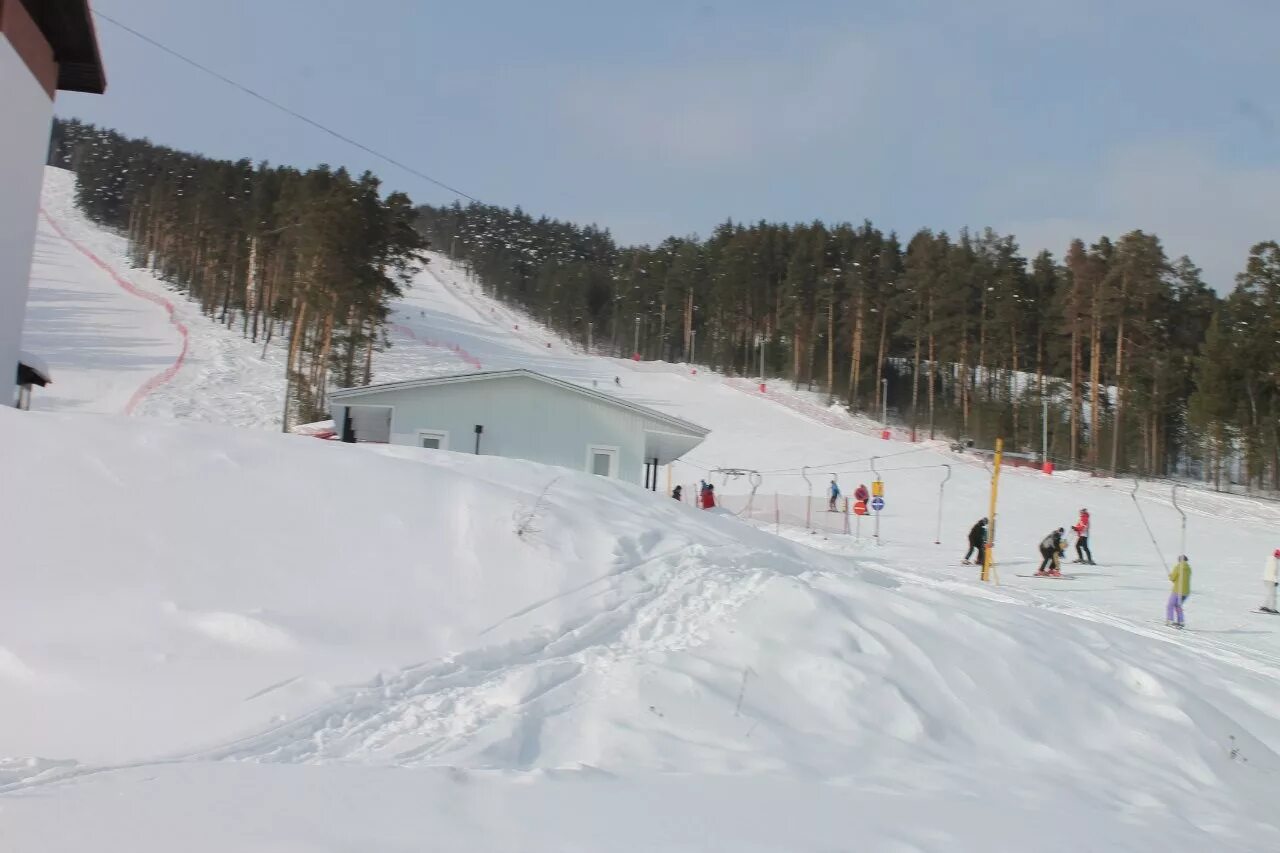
91 10 480 203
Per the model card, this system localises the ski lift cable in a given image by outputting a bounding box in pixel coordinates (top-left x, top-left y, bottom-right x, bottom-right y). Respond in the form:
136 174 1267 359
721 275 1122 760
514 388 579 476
91 11 481 204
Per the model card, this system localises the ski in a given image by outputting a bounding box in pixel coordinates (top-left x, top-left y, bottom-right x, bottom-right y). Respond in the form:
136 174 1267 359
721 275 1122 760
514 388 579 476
1015 573 1076 580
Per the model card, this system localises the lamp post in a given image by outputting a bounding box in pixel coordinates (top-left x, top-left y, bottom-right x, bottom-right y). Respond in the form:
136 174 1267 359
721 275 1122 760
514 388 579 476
633 315 640 358
1042 397 1049 465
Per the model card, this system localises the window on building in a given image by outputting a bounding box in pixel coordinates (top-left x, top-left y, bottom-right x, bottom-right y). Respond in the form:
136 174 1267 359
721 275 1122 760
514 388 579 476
587 445 618 477
417 430 449 450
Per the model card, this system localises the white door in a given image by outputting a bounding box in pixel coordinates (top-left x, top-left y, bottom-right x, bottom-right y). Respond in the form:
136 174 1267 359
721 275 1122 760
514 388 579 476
586 445 619 477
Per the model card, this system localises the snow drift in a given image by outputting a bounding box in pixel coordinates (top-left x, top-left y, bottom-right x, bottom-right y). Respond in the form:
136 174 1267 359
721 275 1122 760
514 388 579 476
3 408 1279 851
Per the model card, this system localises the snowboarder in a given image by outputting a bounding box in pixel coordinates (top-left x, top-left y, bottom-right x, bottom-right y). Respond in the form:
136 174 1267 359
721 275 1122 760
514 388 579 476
1167 555 1192 628
854 483 870 504
1037 528 1066 576
672 485 683 502
1263 549 1279 614
701 482 716 509
963 518 988 564
1071 508 1094 564
828 479 841 512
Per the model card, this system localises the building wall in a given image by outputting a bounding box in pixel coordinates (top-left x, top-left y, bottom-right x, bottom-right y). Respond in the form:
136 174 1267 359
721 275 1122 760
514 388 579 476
332 377 651 484
0 2 55 404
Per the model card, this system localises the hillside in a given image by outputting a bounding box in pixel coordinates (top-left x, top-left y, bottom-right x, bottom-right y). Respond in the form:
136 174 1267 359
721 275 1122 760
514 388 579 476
12 166 1280 850
4 408 1280 851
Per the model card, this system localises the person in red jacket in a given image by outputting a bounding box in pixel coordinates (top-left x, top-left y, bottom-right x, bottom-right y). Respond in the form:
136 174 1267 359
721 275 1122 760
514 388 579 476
1071 508 1094 565
700 482 716 509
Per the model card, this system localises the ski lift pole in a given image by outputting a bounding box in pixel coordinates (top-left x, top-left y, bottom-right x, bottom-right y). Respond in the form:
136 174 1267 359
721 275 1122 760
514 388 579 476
935 464 952 545
748 471 763 520
870 456 881 546
1131 479 1167 569
801 466 813 532
1171 484 1187 558
981 439 1002 582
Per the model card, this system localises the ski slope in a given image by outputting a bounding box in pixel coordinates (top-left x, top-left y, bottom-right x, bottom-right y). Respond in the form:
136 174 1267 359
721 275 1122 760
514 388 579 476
3 409 1280 851
11 167 1280 850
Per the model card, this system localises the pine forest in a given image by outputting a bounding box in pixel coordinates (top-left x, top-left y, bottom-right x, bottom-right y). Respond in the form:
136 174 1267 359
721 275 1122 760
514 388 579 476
49 119 1280 489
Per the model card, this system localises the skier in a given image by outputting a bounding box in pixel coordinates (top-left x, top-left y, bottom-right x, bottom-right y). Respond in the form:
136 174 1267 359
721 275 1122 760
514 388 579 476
672 485 683 502
1263 549 1279 614
614 376 621 387
854 483 870 504
701 482 716 509
696 480 707 508
1071 508 1094 564
963 518 988 564
828 479 841 512
1037 528 1066 576
1166 555 1192 628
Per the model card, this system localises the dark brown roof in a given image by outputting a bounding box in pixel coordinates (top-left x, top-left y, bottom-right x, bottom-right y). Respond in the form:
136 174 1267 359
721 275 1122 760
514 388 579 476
19 0 105 93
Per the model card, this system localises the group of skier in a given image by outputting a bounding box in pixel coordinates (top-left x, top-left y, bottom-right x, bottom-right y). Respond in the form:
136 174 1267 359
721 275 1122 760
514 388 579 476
962 509 1094 577
671 481 716 509
959 506 1280 629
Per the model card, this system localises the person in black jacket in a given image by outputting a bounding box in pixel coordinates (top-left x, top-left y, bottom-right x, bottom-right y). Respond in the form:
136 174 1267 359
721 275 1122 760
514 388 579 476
1037 528 1066 575
963 518 988 564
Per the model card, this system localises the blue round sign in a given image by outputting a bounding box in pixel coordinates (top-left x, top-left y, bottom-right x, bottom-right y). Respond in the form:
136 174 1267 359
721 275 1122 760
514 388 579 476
870 496 885 511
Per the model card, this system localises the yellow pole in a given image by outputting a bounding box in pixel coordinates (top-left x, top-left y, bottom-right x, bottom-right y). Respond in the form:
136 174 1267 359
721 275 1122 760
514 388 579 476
982 438 1003 583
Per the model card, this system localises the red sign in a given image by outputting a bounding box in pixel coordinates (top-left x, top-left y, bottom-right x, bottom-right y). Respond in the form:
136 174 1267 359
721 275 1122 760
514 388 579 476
854 500 868 516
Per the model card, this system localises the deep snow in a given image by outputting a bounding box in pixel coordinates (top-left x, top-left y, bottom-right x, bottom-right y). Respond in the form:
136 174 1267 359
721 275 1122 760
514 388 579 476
9 167 1280 851
3 409 1280 852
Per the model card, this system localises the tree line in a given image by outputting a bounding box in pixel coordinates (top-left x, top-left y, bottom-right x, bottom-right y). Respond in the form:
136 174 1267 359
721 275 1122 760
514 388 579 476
44 118 1278 488
48 118 426 428
418 201 1277 487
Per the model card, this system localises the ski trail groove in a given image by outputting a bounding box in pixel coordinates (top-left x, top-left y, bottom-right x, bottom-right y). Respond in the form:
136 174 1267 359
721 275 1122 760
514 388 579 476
191 543 771 768
38 208 190 414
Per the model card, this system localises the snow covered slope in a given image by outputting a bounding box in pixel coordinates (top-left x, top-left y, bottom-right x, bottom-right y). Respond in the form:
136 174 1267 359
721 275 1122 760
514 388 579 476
23 162 1280 685
3 408 1280 851
14 167 1280 850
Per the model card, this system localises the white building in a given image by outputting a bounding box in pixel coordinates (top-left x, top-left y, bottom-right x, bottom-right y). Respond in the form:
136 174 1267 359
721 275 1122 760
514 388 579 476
2 0 105 406
328 369 709 488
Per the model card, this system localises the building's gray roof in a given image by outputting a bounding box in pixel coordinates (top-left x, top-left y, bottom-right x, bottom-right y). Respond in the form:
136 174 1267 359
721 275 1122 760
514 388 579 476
330 369 709 438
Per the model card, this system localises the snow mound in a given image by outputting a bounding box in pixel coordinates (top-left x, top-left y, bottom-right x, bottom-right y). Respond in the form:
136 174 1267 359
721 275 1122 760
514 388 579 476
2 408 1280 850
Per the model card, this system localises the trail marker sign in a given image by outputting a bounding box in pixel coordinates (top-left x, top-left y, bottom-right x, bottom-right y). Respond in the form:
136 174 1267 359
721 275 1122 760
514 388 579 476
871 496 885 512
871 480 884 497
854 500 868 516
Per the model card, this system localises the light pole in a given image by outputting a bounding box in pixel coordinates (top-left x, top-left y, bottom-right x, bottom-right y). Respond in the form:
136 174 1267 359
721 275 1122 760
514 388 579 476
633 315 640 358
1042 397 1049 466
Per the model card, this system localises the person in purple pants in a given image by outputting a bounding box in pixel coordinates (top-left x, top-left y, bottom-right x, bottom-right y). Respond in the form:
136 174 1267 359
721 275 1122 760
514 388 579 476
1166 556 1191 628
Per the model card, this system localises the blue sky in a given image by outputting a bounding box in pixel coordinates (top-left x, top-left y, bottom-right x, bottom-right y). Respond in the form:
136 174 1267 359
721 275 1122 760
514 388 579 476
59 0 1280 289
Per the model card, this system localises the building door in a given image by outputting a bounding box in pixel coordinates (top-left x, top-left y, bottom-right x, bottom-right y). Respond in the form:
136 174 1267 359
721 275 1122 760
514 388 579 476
346 406 393 443
586 445 618 477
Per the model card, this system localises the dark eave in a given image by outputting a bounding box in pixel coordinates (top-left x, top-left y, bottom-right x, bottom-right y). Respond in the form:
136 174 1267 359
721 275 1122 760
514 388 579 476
19 0 105 93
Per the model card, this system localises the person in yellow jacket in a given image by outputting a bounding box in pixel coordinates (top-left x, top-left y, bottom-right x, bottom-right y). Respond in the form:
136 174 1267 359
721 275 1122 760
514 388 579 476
1166 556 1191 629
